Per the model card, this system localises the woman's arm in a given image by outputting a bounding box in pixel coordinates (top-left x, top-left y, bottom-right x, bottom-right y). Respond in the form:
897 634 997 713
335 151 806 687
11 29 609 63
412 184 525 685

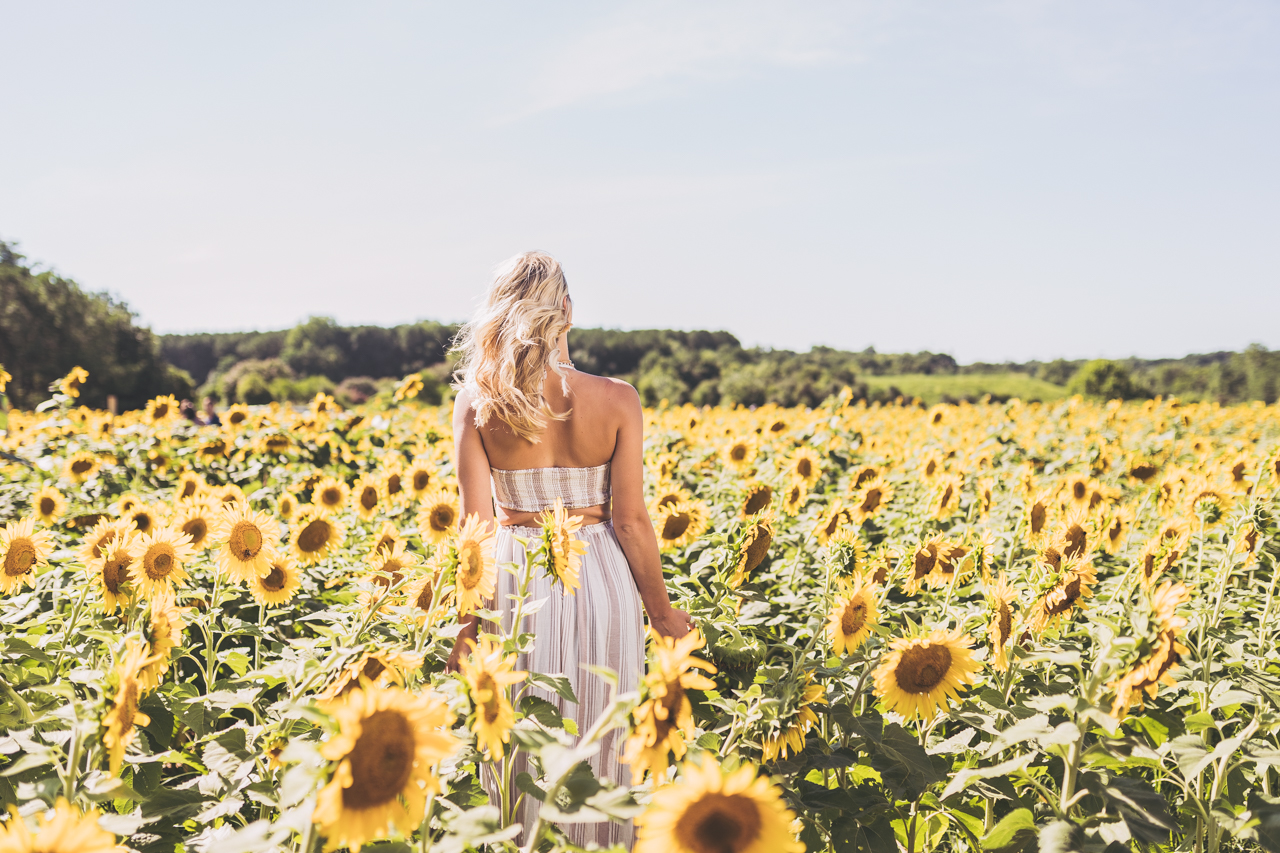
446 388 495 671
609 382 693 639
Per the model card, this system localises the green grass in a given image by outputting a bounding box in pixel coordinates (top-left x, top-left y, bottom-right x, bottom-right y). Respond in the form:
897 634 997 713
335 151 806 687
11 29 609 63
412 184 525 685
861 373 1069 405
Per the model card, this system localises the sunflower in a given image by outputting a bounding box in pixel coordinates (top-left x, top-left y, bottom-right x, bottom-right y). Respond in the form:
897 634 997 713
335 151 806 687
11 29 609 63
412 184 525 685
976 477 995 517
174 471 206 502
1134 533 1186 589
139 594 187 691
1225 454 1252 492
635 754 803 853
785 447 823 488
1024 490 1055 542
249 554 303 606
320 648 425 700
849 463 880 490
850 476 893 523
380 460 408 507
872 628 982 720
1185 478 1231 525
722 435 758 471
102 641 157 774
730 516 774 587
1062 473 1093 509
1268 451 1280 488
415 489 459 545
739 481 774 517
277 491 299 522
173 497 218 551
0 517 53 594
1150 579 1191 634
918 451 944 482
364 539 419 587
622 629 717 783
116 492 143 516
62 451 101 483
655 499 710 551
1101 506 1134 555
825 527 870 580
402 566 448 625
813 499 853 545
828 579 877 655
650 481 692 517
59 365 89 398
0 365 8 393
256 432 293 456
393 372 424 402
351 475 382 521
404 457 437 502
457 636 526 760
539 498 588 594
31 484 67 525
77 517 129 565
86 534 137 613
1055 507 1092 560
904 537 956 595
313 685 457 853
1108 582 1191 720
1028 556 1097 633
453 513 496 615
371 521 403 557
985 573 1017 672
312 476 350 516
290 507 347 566
1235 523 1261 565
760 672 825 762
780 481 808 517
144 395 179 424
132 525 196 599
0 798 126 853
930 474 965 520
125 502 167 537
213 505 280 582
223 403 251 431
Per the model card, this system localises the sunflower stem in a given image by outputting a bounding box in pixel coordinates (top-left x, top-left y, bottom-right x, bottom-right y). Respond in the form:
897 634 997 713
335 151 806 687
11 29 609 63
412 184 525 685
52 577 92 677
203 569 223 689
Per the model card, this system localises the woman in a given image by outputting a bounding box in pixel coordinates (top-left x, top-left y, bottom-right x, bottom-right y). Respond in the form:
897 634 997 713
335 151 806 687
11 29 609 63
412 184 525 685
447 251 693 848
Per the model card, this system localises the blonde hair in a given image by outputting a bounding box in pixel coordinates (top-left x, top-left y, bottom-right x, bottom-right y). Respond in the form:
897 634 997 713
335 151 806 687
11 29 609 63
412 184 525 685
452 251 573 442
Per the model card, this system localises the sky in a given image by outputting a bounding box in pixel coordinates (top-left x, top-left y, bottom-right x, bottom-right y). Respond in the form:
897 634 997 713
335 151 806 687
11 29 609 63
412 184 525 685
2 1 1278 363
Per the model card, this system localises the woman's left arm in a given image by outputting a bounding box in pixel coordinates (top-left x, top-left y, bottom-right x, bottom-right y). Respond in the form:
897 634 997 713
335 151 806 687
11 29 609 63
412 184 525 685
445 388 495 671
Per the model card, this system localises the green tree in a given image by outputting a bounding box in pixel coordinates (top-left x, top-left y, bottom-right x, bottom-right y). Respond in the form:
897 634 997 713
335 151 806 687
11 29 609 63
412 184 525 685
1066 360 1146 400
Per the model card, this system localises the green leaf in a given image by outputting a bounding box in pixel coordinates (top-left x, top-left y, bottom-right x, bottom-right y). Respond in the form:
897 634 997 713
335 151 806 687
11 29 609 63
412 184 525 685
526 672 578 704
1102 776 1175 844
1038 819 1085 853
981 808 1037 853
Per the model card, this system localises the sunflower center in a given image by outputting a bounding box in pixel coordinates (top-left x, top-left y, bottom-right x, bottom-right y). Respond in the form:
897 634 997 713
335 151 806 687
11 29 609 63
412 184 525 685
134 513 154 534
855 467 877 487
71 459 94 475
298 520 331 554
1063 524 1087 558
4 539 37 577
261 566 287 591
743 528 772 573
995 604 1012 643
431 507 454 531
662 512 692 540
458 545 482 588
341 709 415 811
895 643 953 693
796 459 812 478
93 529 118 560
39 496 56 515
181 481 198 499
413 471 430 491
476 673 502 724
743 486 772 516
116 681 139 732
321 488 342 507
730 445 747 462
145 545 175 580
913 545 937 580
1029 503 1047 534
1072 482 1087 501
102 555 130 594
841 599 867 635
182 517 209 547
1043 546 1062 571
230 521 264 559
674 792 763 853
386 474 402 496
924 459 937 478
414 581 435 610
360 487 378 510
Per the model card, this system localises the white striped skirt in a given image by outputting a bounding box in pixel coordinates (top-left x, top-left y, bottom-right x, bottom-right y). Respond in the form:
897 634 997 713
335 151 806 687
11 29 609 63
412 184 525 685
483 520 645 850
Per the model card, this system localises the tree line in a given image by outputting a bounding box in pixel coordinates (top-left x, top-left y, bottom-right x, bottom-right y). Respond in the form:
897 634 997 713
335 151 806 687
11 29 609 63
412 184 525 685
2 238 1278 410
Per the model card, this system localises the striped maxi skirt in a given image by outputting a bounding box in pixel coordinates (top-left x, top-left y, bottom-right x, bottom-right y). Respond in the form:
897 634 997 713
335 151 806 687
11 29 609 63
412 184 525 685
482 521 646 850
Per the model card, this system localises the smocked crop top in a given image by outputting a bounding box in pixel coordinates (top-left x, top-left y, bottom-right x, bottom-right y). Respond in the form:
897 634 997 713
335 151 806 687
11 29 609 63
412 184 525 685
490 463 612 513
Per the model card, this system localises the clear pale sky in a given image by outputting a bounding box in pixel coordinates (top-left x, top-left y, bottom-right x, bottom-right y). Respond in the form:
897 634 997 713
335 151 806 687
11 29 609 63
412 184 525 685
3 1 1278 362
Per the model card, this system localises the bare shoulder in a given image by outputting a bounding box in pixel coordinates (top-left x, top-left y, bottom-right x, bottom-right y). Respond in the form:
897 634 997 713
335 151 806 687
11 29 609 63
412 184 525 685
572 372 639 413
451 386 478 429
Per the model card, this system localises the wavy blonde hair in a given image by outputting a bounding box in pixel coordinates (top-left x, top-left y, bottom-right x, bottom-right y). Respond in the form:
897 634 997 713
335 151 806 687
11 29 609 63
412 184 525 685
452 251 573 442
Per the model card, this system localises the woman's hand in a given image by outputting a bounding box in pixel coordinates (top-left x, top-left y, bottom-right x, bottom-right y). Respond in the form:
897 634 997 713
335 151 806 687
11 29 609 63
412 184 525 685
445 617 479 673
648 605 695 639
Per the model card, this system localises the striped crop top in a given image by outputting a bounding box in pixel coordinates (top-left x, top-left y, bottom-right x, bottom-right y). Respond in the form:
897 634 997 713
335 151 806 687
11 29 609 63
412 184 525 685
490 463 612 513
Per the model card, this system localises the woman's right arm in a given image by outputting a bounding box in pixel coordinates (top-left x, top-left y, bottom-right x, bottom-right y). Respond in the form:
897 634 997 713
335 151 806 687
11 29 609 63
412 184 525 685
608 382 693 639
445 388 495 671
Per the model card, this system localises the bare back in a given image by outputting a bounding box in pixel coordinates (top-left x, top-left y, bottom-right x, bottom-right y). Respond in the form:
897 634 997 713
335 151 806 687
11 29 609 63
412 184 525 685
453 368 644 528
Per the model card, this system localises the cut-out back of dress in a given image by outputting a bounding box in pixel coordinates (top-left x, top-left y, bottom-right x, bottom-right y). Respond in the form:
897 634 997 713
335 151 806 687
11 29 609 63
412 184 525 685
490 463 611 513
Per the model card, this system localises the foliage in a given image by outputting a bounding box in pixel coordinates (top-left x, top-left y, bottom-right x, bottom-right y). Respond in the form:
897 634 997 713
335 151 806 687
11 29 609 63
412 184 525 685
2 373 1279 851
1067 360 1144 400
862 373 1069 406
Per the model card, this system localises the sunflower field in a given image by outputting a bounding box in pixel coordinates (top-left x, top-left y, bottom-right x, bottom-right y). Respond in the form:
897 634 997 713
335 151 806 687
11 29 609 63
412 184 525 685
2 366 1280 853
